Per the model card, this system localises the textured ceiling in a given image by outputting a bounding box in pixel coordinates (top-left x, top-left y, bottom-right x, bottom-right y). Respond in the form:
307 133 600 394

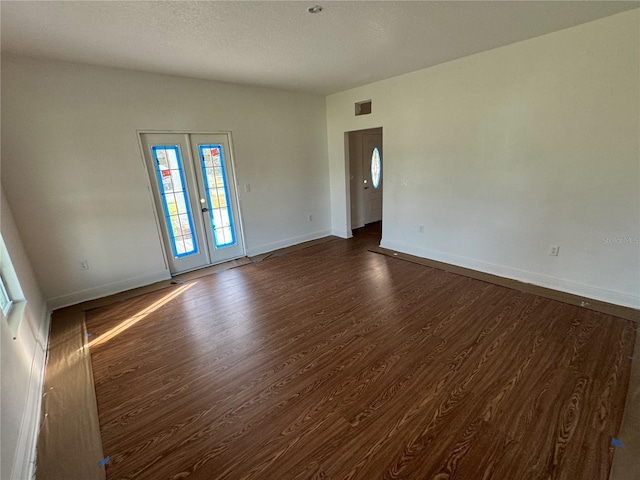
1 1 638 95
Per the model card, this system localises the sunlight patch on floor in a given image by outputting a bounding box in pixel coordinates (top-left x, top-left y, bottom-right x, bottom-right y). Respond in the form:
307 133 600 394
84 283 196 349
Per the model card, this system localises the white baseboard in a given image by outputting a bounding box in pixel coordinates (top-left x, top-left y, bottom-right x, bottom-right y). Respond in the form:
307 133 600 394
47 270 171 310
331 228 351 239
381 239 640 309
11 308 51 480
246 229 333 257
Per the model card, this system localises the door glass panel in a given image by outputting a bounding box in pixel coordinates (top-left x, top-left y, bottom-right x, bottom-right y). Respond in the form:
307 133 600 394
371 147 381 189
151 146 198 257
199 145 236 248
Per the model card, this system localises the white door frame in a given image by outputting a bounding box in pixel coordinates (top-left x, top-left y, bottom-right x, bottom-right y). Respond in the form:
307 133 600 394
346 127 383 233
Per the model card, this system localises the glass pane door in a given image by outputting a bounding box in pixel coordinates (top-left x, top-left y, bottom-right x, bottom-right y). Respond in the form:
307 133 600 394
140 133 245 274
190 134 245 265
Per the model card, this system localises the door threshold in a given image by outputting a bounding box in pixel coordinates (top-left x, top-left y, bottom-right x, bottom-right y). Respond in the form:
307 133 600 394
171 256 252 281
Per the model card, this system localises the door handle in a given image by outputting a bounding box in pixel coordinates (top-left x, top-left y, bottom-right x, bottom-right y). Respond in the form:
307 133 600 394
201 207 209 213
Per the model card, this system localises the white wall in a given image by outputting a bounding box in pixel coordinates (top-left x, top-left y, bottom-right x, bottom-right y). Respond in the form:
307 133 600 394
1 56 329 308
327 10 640 308
1 188 50 480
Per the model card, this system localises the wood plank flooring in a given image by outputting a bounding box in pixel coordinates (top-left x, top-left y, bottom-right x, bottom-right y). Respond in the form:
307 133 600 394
85 224 636 480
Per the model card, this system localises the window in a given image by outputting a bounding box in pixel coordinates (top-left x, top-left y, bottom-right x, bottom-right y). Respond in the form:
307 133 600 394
199 144 236 248
152 145 198 258
1 234 27 339
0 274 12 316
371 147 381 189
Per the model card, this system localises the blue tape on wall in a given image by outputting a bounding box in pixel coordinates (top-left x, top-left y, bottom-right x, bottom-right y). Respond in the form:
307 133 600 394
611 438 623 448
98 456 111 467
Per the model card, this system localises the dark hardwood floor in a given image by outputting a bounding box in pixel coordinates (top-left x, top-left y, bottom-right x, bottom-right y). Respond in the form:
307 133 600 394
86 223 635 480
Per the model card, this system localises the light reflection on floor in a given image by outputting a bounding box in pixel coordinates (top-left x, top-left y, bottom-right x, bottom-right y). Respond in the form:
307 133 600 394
85 283 196 349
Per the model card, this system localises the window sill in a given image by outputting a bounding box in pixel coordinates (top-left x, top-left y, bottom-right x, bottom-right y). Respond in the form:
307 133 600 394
7 300 27 339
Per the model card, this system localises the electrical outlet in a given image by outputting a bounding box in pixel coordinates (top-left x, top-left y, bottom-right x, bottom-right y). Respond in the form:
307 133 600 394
80 259 89 270
419 225 424 233
548 245 559 256
308 214 313 222
244 184 251 193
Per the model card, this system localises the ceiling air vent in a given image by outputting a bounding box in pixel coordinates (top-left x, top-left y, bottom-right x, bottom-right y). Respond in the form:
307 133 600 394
355 100 372 116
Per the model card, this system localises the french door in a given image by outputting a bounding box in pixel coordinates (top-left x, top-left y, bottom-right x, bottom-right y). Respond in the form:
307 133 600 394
140 133 245 274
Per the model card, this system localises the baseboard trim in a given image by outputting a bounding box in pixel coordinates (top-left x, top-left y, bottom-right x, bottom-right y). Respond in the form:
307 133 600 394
246 229 332 257
331 228 351 239
11 308 51 480
375 241 639 322
79 258 252 312
47 270 171 310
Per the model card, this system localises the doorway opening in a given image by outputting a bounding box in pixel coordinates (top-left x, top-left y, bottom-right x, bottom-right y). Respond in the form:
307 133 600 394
347 127 382 241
